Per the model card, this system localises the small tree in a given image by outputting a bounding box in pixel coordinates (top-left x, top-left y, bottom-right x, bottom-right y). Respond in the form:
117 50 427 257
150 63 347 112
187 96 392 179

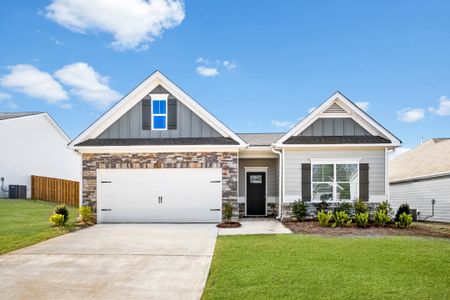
223 202 233 223
292 199 308 221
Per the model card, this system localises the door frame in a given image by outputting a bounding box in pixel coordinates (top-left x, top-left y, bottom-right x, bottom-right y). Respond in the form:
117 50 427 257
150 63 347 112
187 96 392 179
244 166 268 216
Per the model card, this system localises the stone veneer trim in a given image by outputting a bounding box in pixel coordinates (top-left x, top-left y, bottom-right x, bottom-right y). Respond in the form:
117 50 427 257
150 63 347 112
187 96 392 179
82 152 238 221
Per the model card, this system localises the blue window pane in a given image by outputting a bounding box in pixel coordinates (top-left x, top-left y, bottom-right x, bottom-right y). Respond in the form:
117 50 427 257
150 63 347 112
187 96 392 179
153 116 166 129
153 100 160 114
159 100 166 114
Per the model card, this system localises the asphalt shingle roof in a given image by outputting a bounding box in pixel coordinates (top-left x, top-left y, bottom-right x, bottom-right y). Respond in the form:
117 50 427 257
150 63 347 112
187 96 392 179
75 137 240 147
390 138 450 182
0 112 42 121
284 135 391 144
238 133 284 146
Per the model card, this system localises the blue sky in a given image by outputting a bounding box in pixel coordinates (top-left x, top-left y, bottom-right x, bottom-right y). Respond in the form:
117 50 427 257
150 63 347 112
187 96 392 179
1 0 449 155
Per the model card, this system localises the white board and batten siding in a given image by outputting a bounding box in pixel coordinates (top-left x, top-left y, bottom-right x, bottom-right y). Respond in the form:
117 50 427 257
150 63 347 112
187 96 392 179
97 168 222 223
284 148 386 203
0 114 81 198
390 176 450 223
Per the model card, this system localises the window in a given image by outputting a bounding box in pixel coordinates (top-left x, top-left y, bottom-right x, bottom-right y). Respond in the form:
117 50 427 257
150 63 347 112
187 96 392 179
312 163 358 202
151 98 167 130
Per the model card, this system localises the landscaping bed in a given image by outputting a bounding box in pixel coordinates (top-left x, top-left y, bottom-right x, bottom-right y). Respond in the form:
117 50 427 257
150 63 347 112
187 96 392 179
284 220 450 238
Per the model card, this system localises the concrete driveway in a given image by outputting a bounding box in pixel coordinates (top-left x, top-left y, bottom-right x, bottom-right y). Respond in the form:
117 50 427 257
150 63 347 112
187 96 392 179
0 224 218 300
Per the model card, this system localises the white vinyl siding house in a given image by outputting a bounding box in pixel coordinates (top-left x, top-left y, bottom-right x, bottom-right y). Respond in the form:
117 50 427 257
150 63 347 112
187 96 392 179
390 138 450 223
0 113 81 198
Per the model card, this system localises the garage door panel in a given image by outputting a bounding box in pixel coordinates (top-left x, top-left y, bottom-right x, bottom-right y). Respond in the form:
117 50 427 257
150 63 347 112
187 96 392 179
97 168 222 223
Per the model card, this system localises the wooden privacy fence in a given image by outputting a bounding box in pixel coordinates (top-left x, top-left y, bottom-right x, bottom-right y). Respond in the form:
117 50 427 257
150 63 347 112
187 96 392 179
31 175 79 207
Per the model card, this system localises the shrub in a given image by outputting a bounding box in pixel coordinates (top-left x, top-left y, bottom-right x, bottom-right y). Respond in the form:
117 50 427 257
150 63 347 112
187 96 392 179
353 198 368 214
292 199 308 221
334 201 353 215
374 210 390 227
78 206 94 224
395 203 410 222
54 205 69 224
317 210 332 227
333 211 352 227
378 201 393 215
355 212 369 228
314 200 329 212
49 214 65 227
223 202 233 223
395 212 413 228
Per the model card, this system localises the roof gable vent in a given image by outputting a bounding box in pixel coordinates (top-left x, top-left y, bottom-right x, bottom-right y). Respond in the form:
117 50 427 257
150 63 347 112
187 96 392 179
323 102 347 114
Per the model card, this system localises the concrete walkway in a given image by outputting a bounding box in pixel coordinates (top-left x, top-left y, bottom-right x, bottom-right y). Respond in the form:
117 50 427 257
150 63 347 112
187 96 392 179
0 224 217 300
218 220 292 235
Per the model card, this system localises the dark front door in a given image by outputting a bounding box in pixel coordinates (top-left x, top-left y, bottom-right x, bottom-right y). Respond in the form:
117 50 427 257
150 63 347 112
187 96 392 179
246 172 266 216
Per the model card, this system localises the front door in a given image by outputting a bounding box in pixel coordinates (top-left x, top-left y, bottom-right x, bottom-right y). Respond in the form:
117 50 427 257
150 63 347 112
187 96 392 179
246 172 266 216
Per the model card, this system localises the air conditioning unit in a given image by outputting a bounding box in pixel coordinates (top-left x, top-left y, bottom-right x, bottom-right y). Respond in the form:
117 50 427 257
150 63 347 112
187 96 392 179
9 185 27 199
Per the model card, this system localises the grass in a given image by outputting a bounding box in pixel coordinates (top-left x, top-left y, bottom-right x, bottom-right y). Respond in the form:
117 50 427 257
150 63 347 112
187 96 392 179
203 234 450 300
0 199 78 254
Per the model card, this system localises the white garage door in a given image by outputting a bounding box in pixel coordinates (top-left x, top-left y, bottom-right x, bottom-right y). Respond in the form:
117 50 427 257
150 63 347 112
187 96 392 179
97 168 222 223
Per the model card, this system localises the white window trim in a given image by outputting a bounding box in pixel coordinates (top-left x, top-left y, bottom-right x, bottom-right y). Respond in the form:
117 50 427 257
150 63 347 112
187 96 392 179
150 94 168 131
310 162 359 202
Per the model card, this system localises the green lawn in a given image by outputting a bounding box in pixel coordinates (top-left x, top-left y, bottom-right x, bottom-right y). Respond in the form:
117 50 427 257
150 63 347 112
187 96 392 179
203 235 450 300
0 199 78 254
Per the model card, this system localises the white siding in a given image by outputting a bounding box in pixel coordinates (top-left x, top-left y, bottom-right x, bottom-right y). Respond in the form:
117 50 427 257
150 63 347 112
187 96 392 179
390 177 450 223
284 148 386 202
0 114 81 198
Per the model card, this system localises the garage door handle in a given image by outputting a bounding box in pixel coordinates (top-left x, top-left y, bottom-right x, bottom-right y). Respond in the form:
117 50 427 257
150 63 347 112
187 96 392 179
210 208 221 211
101 209 111 211
210 180 221 183
101 181 111 184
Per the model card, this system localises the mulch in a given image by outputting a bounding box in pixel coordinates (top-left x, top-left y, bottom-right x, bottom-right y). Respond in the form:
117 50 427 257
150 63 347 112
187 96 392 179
217 222 242 228
283 221 450 239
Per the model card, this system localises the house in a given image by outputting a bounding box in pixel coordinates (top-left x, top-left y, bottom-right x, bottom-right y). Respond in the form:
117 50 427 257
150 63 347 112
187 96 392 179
69 71 401 223
0 112 81 198
390 139 450 223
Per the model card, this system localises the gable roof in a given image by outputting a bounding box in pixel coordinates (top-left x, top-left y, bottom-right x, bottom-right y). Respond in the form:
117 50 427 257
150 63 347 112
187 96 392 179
274 91 401 147
390 138 450 183
0 112 70 142
0 112 43 121
238 133 284 146
69 71 246 148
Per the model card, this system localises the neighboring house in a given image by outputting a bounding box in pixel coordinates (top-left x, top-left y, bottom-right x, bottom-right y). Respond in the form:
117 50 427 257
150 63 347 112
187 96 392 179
390 139 450 223
69 71 401 223
0 112 81 198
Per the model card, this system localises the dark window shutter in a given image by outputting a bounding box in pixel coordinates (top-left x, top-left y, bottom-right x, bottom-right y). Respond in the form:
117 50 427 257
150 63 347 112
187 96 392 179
142 97 151 130
359 163 369 201
168 98 177 130
301 164 312 201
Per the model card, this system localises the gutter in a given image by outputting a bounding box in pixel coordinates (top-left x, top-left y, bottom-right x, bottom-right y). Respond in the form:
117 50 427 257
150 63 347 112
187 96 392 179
271 145 283 220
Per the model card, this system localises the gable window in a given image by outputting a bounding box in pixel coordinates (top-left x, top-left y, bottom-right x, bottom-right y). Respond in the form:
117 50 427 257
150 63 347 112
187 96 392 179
150 94 168 130
312 162 358 202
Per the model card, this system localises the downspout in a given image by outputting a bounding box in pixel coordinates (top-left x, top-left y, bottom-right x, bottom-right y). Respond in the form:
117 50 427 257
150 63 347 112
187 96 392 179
271 146 283 220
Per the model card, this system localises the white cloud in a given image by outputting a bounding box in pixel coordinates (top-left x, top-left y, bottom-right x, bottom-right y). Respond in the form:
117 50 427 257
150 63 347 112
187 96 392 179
271 120 294 129
0 64 68 103
389 147 411 160
428 95 450 116
54 62 122 109
50 37 64 46
396 108 425 122
223 60 237 71
0 92 12 100
307 106 316 113
45 0 185 51
196 66 219 77
355 101 370 111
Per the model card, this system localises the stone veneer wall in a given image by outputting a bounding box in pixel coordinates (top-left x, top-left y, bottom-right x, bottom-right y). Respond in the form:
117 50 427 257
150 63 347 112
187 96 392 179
238 202 278 218
282 202 381 221
82 152 238 220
